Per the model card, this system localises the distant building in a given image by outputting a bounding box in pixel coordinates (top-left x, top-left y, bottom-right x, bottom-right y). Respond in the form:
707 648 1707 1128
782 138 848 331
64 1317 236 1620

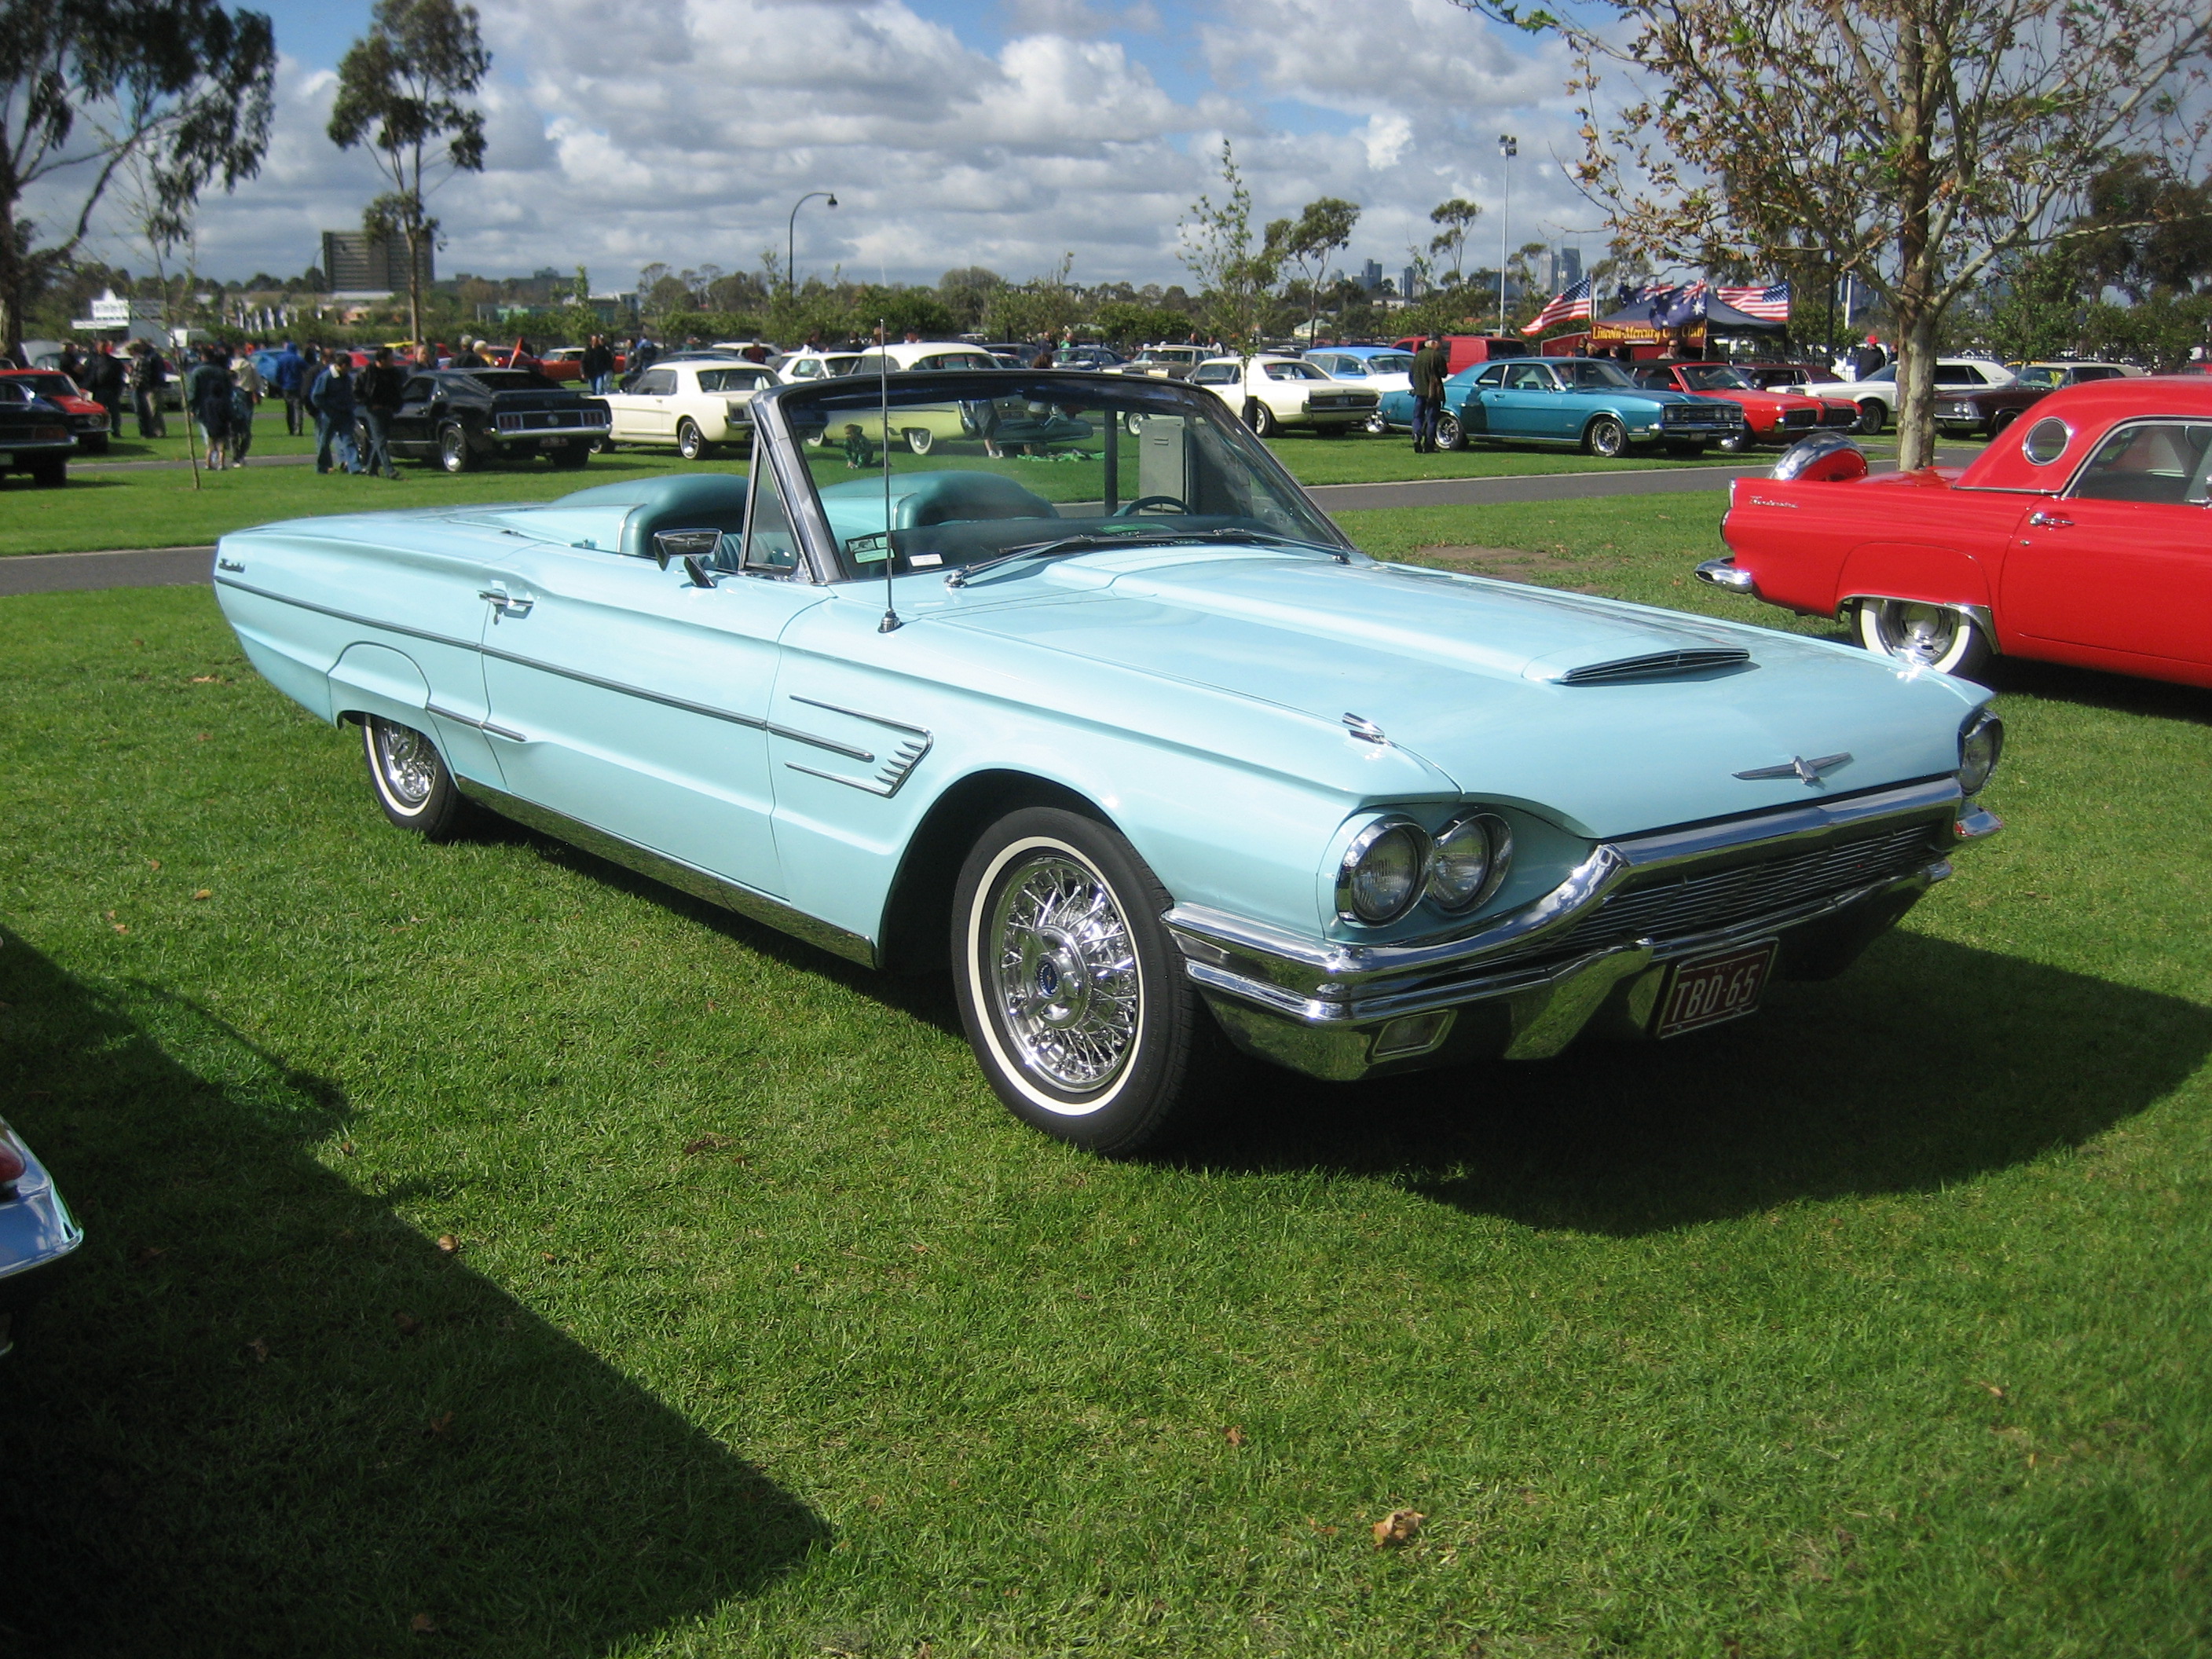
1546 247 1583 294
320 230 434 298
1361 258 1384 294
1402 266 1423 302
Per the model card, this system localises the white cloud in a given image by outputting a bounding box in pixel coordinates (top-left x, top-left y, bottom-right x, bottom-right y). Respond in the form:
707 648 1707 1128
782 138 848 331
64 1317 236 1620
29 0 1613 295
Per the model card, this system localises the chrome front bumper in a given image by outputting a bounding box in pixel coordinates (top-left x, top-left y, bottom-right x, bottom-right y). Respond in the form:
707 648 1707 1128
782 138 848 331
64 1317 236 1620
1694 555 1760 595
1166 777 1999 1082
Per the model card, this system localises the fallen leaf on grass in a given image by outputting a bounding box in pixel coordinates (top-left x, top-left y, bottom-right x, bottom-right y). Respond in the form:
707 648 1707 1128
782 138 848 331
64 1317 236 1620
189 676 222 684
394 1312 421 1336
409 1613 438 1634
425 1412 454 1437
1975 1380 2006 1399
1372 1507 1425 1548
192 888 212 901
194 733 210 742
131 1246 166 1266
435 1234 460 1255
111 923 129 935
145 858 162 870
1225 1426 1247 1446
247 1338 269 1362
541 1251 557 1263
683 1133 738 1155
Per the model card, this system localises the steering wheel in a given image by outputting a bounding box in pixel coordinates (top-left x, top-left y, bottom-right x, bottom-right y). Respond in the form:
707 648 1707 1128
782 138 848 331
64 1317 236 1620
1114 495 1190 516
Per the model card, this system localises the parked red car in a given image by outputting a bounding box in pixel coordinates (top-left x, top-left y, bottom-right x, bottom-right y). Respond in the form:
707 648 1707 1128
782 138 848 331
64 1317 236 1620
0 368 111 453
1631 361 1856 451
1698 379 2212 688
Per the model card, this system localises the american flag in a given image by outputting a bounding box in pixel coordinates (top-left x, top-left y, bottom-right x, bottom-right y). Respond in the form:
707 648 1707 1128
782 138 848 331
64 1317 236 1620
1521 276 1594 335
1717 282 1792 321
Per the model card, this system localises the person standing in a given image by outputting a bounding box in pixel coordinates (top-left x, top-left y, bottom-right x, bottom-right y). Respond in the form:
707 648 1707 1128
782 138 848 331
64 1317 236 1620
185 343 235 469
228 349 262 465
580 333 613 394
357 346 406 479
82 342 126 436
273 340 309 434
130 342 169 438
309 349 364 474
1409 335 1448 453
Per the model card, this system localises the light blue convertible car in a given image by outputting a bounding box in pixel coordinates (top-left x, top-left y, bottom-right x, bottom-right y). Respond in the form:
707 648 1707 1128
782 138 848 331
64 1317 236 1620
214 372 2001 1153
1375 356 1748 456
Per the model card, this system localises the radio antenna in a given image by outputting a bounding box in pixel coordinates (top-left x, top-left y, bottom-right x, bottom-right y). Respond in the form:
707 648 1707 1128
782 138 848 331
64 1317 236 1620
877 318 902 634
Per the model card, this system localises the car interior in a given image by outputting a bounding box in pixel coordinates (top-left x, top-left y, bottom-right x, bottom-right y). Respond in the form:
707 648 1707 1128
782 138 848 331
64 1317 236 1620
2068 421 2212 504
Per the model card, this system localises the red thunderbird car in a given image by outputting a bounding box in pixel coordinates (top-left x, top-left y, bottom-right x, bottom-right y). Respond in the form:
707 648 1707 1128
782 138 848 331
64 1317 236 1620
1632 361 1858 451
1698 377 2212 688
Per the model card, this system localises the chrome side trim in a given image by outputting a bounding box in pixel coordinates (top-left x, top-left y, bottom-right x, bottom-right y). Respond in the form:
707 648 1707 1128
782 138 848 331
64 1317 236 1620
1838 594 2000 650
789 694 931 738
214 574 481 654
425 702 527 743
451 776 877 968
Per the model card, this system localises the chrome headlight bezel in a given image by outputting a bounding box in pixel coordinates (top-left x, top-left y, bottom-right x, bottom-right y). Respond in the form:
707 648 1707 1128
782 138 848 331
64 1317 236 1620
1426 811 1514 914
1335 816 1432 926
1959 709 2004 796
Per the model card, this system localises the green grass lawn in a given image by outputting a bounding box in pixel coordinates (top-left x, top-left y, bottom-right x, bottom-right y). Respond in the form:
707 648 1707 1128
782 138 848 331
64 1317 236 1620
0 501 2207 1657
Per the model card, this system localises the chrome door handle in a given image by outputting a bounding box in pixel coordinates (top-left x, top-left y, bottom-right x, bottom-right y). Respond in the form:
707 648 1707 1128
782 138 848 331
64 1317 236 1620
478 588 533 615
2027 511 2072 528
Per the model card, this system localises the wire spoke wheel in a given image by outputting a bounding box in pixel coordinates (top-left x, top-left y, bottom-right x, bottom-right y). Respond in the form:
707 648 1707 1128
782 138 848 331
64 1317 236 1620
373 720 438 809
987 853 1141 1097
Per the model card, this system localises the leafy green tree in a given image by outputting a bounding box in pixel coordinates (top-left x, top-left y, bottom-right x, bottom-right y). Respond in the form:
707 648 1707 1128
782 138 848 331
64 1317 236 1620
1983 250 2086 363
2074 156 2212 302
1093 300 1192 346
0 0 274 353
1427 198 1482 284
329 0 491 350
937 266 1004 331
1265 196 1360 343
1178 140 1277 354
1465 0 2212 468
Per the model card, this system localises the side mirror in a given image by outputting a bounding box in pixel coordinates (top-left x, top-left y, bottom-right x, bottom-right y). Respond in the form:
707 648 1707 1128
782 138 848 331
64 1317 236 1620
651 527 723 571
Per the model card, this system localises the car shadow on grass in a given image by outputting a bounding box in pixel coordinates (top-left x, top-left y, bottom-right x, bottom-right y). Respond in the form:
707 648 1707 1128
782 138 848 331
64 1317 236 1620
1174 929 2212 1235
1978 655 2212 727
0 928 825 1659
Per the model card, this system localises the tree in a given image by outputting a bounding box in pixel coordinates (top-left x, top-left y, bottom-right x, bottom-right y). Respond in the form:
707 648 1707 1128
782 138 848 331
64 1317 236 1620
0 0 274 354
2073 156 2212 301
1983 249 2086 364
1427 198 1482 284
328 0 490 351
1466 0 2212 468
1265 196 1360 343
1178 140 1277 353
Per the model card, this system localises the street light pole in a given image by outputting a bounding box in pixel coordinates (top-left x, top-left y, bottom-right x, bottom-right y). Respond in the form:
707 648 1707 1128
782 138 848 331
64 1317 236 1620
787 190 838 298
1497 135 1518 335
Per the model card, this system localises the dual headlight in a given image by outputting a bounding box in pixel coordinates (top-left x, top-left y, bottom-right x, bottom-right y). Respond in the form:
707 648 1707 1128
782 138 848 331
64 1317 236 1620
1337 811 1514 926
1959 709 2004 796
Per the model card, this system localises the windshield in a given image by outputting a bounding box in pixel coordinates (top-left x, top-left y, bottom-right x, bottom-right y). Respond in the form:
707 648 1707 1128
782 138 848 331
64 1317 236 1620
2016 366 2063 387
1679 364 1755 390
1558 359 1635 388
776 379 1352 581
13 373 79 398
1366 353 1413 374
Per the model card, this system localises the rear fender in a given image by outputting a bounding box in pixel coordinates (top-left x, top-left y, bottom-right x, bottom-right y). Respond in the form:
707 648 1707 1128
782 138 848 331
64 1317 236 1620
1836 542 1994 616
328 641 430 727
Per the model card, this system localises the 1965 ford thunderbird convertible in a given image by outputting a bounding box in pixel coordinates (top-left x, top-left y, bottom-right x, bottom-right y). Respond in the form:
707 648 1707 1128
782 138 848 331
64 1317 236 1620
214 370 2004 1153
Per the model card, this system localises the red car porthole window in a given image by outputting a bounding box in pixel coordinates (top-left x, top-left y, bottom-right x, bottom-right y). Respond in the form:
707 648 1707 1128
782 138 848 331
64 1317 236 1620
2022 416 2071 465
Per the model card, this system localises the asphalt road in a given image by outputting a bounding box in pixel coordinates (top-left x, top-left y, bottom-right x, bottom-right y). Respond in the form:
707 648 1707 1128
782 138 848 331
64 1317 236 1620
0 452 1959 597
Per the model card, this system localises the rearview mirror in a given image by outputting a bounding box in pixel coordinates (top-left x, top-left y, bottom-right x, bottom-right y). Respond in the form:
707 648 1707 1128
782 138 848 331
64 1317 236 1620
652 527 723 570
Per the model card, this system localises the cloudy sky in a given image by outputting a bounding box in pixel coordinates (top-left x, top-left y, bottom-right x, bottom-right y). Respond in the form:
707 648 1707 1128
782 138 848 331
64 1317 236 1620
56 0 1610 293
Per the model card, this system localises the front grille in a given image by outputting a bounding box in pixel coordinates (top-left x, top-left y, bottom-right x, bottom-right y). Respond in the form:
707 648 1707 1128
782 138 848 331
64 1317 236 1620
1781 408 1817 427
1820 406 1859 427
1544 822 1941 959
1663 403 1734 425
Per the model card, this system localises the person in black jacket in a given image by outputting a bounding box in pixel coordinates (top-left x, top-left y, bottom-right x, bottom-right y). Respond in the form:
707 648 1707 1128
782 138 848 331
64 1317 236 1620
82 342 126 435
580 334 614 394
356 346 407 478
1408 336 1448 452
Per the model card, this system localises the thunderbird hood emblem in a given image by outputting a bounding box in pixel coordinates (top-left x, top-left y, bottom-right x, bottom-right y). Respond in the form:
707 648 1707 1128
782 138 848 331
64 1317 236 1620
1734 752 1851 786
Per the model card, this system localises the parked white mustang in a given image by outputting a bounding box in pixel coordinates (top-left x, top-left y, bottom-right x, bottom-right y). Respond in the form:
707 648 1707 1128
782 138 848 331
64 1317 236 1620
1187 355 1380 437
598 358 783 459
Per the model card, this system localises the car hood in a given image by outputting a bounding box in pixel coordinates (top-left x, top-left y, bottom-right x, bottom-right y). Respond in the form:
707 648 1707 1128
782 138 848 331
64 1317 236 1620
930 550 1979 838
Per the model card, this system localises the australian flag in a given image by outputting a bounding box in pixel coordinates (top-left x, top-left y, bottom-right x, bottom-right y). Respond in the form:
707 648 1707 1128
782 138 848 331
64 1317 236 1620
1644 284 1708 328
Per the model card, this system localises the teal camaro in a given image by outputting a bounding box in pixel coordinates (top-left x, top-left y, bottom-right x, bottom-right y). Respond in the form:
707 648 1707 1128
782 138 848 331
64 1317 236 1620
214 371 1999 1155
1377 356 1748 456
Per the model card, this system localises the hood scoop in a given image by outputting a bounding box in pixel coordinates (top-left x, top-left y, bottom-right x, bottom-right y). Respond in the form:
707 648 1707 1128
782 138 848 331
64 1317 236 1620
1544 646 1752 686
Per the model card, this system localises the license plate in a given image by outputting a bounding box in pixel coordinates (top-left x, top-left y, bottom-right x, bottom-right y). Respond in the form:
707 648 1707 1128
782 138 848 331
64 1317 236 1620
1653 939 1778 1038
539 436 565 447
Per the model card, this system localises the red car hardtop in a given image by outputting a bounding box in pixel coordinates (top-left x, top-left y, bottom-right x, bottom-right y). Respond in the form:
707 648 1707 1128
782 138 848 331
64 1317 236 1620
1711 376 2212 687
1632 361 1855 444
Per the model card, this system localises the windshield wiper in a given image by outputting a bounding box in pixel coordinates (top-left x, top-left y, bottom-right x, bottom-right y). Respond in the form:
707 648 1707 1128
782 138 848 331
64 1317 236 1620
943 526 1353 588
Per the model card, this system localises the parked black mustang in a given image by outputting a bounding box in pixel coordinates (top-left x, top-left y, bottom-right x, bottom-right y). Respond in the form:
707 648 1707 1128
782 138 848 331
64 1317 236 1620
369 368 611 473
